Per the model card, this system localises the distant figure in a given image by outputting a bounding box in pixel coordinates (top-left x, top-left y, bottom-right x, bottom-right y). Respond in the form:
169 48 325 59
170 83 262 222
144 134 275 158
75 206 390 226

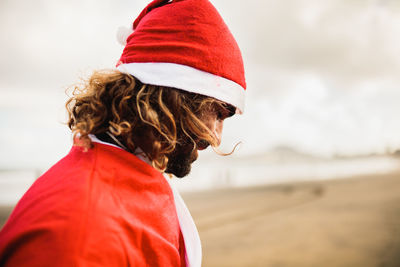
0 0 246 266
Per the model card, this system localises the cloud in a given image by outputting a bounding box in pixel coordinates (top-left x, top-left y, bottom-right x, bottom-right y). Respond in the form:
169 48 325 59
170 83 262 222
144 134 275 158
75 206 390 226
1 0 400 168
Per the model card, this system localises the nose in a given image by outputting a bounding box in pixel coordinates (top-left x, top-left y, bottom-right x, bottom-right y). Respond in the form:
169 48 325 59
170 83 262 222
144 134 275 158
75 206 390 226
213 120 224 146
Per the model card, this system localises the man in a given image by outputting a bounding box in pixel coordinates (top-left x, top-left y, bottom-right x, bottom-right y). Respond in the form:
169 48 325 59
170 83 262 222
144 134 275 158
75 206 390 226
0 0 246 266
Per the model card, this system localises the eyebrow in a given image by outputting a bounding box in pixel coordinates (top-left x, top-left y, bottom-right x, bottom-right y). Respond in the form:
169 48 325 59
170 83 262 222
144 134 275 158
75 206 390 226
225 104 236 117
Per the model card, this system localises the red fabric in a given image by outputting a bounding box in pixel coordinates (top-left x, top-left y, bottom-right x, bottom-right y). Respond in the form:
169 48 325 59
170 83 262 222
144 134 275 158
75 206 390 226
118 0 246 89
0 143 186 267
133 0 171 29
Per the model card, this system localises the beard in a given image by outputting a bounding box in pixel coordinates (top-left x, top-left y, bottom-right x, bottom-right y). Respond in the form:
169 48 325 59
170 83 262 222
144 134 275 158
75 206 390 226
165 139 199 178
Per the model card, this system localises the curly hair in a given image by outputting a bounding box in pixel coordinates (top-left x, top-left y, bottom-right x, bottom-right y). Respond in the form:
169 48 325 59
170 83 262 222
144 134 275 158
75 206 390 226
66 70 231 171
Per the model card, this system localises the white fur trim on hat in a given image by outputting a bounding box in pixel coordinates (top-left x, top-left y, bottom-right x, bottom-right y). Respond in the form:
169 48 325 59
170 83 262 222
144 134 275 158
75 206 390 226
116 62 245 113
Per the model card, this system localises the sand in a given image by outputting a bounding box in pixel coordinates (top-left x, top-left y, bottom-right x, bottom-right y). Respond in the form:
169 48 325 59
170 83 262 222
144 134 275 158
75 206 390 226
182 172 400 267
1 172 400 266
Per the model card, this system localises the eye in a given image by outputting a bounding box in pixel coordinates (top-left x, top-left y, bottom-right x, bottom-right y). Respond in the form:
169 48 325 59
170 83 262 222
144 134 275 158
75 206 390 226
216 104 236 121
226 105 236 117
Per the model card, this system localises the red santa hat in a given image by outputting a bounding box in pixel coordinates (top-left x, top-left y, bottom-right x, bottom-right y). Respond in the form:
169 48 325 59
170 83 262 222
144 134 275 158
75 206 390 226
116 0 246 113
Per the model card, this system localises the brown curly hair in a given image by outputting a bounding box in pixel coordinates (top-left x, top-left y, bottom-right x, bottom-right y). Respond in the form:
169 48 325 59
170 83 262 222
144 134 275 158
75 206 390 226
66 69 231 171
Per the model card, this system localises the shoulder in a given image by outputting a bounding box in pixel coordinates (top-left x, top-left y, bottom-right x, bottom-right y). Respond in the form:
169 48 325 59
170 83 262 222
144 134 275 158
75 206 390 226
0 143 181 266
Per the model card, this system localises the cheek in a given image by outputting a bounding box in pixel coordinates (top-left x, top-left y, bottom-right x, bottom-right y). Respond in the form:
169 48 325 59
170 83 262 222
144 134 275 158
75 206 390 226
212 120 224 145
199 114 224 145
201 114 216 131
205 118 218 132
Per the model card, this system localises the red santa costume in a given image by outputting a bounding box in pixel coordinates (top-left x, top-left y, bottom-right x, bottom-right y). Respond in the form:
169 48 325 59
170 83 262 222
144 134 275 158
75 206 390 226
0 0 246 266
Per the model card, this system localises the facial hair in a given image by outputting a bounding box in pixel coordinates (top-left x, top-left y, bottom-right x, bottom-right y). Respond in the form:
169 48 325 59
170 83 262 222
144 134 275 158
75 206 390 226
165 140 198 178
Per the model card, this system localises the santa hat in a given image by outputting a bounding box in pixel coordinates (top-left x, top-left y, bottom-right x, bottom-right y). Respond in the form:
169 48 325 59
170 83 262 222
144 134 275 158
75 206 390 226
116 0 246 113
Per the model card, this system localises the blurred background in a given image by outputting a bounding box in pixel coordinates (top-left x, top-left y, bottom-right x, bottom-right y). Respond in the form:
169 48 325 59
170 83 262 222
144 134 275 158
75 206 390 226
1 0 400 266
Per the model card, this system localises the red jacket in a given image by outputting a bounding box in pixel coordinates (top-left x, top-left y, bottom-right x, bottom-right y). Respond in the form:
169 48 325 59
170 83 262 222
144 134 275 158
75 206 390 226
0 142 186 266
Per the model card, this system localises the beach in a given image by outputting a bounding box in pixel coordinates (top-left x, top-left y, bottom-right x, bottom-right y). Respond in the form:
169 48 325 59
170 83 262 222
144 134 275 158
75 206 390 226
1 171 400 266
182 171 400 267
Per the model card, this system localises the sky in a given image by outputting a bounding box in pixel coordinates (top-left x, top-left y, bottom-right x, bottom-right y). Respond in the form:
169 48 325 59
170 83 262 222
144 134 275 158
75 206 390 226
0 0 400 170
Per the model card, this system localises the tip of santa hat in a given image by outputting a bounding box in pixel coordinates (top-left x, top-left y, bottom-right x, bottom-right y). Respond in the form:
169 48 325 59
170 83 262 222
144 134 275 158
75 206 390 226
116 26 134 46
